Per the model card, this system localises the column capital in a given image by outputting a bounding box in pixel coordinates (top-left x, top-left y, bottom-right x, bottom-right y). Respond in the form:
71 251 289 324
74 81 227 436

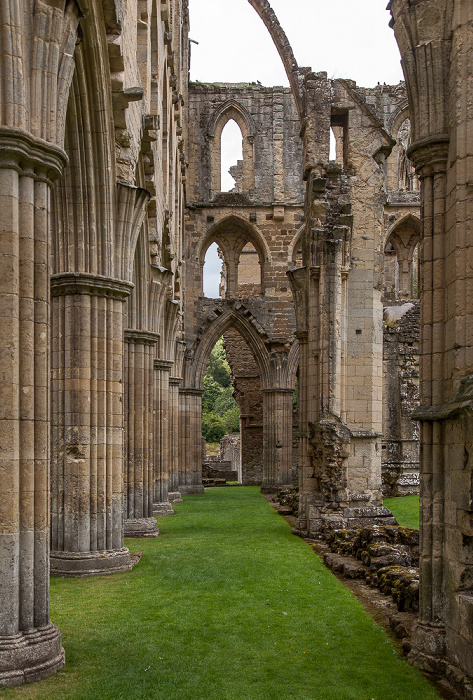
179 387 204 397
169 377 183 386
125 329 160 345
0 126 67 182
154 358 174 371
407 136 449 178
50 273 134 300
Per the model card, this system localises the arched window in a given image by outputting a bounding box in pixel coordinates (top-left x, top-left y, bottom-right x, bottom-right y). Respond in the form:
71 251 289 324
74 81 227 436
209 102 255 198
221 119 243 192
203 242 223 298
384 216 421 301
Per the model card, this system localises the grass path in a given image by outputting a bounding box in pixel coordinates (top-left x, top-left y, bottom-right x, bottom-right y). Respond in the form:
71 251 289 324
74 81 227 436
4 487 438 700
384 494 420 529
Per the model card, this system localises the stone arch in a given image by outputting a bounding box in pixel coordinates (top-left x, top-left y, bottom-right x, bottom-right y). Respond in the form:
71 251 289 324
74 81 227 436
188 307 271 390
245 0 302 118
200 215 270 297
288 225 304 267
385 214 421 299
287 340 300 387
209 100 256 196
52 21 116 277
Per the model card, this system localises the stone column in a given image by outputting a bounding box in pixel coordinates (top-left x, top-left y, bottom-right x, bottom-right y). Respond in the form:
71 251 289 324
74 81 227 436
123 330 160 537
178 388 205 494
407 143 449 665
153 359 175 515
261 388 294 492
388 0 452 673
168 376 183 502
0 129 65 685
50 274 133 576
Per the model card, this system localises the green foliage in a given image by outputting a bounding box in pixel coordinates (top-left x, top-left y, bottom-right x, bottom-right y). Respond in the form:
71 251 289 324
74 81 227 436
202 375 223 413
202 339 239 439
201 412 227 442
213 385 235 415
384 494 420 529
5 488 438 699
223 404 240 433
205 338 230 387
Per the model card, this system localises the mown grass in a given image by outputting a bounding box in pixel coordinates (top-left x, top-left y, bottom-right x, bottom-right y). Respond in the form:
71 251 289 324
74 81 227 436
3 487 437 699
384 494 420 529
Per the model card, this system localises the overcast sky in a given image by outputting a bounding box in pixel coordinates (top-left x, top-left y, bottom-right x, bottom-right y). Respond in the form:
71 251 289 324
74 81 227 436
191 0 405 297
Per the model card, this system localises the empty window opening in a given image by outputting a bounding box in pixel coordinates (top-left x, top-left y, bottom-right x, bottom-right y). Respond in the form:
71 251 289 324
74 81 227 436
221 119 243 192
238 242 261 296
331 111 349 168
203 242 223 298
329 128 337 162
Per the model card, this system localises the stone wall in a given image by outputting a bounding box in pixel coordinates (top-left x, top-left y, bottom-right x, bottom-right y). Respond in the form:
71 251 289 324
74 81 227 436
382 302 420 496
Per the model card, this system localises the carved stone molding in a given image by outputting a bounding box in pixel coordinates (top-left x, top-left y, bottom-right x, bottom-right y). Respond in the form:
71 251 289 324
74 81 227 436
50 272 134 300
0 126 67 182
124 329 160 345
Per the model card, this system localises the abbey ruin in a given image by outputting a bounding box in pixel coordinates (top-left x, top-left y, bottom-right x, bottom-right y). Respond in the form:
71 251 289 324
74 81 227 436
0 0 472 695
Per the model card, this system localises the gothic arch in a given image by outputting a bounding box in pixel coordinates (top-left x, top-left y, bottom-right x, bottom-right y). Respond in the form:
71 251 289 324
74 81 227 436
288 225 304 266
287 340 300 387
245 0 302 118
208 100 257 140
200 215 271 297
209 100 256 196
52 16 117 277
385 214 421 299
188 307 271 390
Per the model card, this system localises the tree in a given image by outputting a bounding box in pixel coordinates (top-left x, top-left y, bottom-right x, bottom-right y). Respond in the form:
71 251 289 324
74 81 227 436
202 338 240 440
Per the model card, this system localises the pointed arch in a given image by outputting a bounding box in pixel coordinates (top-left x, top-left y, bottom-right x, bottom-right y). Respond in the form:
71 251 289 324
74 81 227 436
245 0 302 118
287 340 300 387
209 100 256 196
188 307 271 390
199 215 270 297
208 100 257 140
288 225 304 266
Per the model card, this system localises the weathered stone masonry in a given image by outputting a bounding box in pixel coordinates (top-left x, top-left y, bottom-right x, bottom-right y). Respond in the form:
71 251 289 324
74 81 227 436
1 0 473 694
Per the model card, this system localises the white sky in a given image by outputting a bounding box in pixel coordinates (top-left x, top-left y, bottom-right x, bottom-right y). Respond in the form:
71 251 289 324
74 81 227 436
189 0 404 88
192 0 405 297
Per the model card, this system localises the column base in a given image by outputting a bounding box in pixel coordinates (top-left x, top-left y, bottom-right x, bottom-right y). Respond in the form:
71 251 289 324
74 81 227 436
179 485 205 495
153 503 174 517
408 620 447 675
0 623 64 688
50 547 132 577
168 491 183 503
124 518 159 538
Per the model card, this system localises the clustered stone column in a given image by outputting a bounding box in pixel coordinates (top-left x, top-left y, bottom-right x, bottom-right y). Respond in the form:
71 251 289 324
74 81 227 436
50 275 133 575
0 130 65 685
389 0 473 685
178 388 205 494
124 331 160 537
168 376 183 502
153 359 175 515
261 388 294 492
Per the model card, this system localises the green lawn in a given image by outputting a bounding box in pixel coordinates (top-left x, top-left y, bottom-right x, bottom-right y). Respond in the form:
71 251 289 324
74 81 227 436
384 494 420 529
4 487 436 699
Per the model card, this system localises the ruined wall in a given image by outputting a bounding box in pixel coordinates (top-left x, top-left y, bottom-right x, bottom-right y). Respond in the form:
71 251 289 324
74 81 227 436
182 83 302 490
382 303 420 496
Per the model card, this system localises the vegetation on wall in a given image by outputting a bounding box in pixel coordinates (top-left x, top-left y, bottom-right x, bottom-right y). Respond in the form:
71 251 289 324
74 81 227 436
202 338 240 442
